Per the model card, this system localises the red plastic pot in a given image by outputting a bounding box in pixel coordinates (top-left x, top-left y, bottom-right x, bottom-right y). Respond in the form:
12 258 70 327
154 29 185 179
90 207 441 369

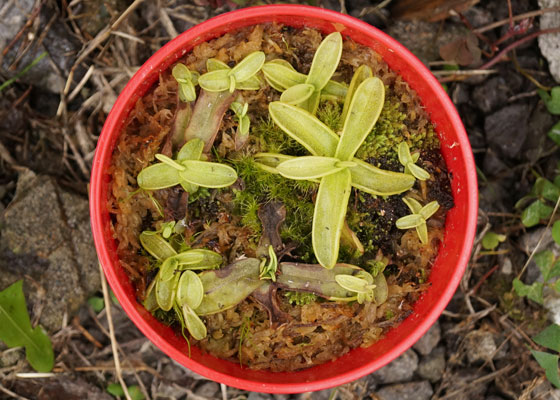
90 5 477 394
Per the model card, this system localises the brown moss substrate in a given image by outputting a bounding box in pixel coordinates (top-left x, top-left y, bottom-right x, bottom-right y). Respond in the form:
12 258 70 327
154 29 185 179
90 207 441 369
108 23 453 371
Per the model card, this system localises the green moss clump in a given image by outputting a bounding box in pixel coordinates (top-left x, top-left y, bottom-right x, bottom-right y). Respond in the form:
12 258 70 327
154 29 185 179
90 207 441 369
251 117 307 155
284 291 318 306
355 95 439 160
230 154 317 259
316 100 343 132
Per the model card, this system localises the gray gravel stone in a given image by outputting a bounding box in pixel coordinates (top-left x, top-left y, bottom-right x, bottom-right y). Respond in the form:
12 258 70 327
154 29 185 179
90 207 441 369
417 346 446 382
0 170 99 331
539 0 560 83
375 381 433 400
370 349 419 384
413 321 441 356
464 330 497 364
484 104 531 159
196 382 220 398
471 77 511 113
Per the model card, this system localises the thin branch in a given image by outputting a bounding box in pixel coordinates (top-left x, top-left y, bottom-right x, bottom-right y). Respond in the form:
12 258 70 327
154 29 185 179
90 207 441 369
475 6 560 34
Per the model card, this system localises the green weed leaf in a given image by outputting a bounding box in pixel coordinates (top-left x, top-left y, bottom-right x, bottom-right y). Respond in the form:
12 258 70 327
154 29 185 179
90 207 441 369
548 121 560 145
0 281 54 372
313 169 352 269
522 200 553 227
513 278 544 304
553 221 560 246
535 250 555 281
533 324 560 352
481 232 506 250
538 87 560 115
531 350 560 388
87 296 105 313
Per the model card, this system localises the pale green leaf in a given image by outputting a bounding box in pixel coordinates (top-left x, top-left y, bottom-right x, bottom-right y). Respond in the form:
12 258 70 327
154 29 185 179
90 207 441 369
299 90 321 115
155 154 185 171
323 80 348 99
236 75 262 91
175 249 222 270
178 80 196 102
139 231 177 260
177 138 204 162
196 258 263 315
336 77 385 161
313 169 352 269
230 101 244 116
402 197 423 214
398 142 413 165
177 271 204 309
137 163 180 190
416 222 429 244
408 162 431 180
335 274 371 294
0 281 54 372
253 152 295 174
349 159 415 195
206 58 229 72
156 273 180 311
373 273 388 305
396 214 424 229
262 62 305 91
277 156 344 180
239 115 250 136
268 101 339 157
198 69 230 92
160 257 178 282
341 65 372 122
143 278 158 312
419 201 440 220
172 63 191 82
230 51 265 83
228 75 236 93
280 83 315 105
179 160 237 188
182 305 207 340
306 32 342 91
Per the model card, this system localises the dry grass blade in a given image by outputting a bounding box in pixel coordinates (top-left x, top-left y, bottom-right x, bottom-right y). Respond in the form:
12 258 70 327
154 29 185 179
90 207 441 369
99 262 132 400
0 384 30 400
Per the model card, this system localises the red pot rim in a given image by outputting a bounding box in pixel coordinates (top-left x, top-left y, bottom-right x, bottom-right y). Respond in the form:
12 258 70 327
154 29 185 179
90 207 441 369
90 5 477 394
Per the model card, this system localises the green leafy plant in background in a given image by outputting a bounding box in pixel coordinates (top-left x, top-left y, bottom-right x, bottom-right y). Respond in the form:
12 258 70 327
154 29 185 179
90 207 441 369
481 231 507 250
516 176 560 228
513 249 560 304
538 86 560 115
530 323 560 389
0 281 54 372
107 383 145 400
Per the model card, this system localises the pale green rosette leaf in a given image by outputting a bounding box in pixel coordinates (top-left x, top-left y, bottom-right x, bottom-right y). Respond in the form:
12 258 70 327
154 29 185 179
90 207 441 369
277 156 348 180
229 51 265 83
313 169 352 269
156 272 180 311
137 163 180 190
206 58 229 71
395 214 424 229
198 69 230 92
341 65 372 122
349 159 415 196
178 160 237 188
280 83 315 105
336 77 385 161
419 200 440 220
139 231 177 260
403 197 423 214
176 270 204 309
177 138 204 162
306 32 343 91
269 102 338 157
182 304 207 340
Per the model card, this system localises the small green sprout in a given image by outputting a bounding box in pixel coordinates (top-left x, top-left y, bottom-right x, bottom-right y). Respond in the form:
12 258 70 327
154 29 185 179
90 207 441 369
335 271 375 304
137 138 238 193
262 32 347 114
198 52 265 93
259 245 278 281
396 197 440 244
172 63 200 102
262 74 415 268
230 101 250 149
398 142 430 180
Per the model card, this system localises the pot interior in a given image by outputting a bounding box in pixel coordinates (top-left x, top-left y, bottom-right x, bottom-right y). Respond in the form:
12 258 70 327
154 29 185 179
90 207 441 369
90 5 477 393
